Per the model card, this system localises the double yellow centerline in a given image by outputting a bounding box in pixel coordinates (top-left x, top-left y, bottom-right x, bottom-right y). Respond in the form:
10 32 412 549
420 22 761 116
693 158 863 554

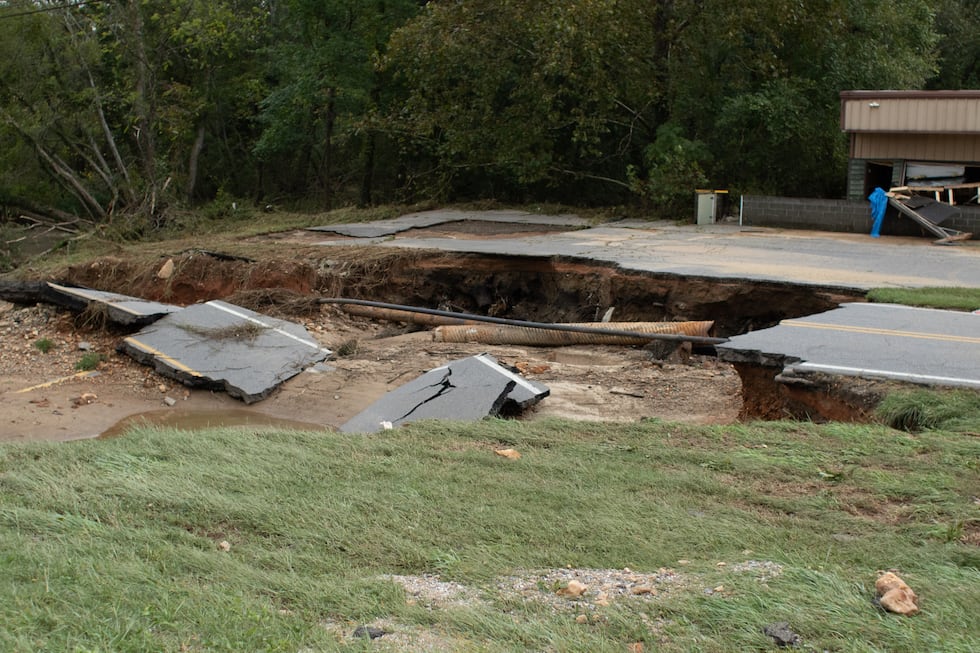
783 320 980 345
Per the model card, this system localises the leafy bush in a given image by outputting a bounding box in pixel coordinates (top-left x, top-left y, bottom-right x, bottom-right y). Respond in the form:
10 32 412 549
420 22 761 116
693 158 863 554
628 123 710 216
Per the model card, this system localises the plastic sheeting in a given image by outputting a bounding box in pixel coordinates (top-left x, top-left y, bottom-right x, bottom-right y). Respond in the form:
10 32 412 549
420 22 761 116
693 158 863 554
868 187 889 238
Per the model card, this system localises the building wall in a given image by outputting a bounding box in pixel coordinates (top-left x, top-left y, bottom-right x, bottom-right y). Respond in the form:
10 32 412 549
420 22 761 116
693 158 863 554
740 195 980 239
851 133 980 161
842 95 980 133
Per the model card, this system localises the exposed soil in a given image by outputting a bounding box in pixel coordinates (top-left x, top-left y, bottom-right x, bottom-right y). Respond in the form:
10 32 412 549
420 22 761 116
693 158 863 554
0 297 741 442
0 224 869 443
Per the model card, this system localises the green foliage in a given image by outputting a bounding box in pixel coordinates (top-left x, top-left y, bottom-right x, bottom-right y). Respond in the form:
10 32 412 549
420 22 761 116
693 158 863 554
0 0 970 219
75 352 105 371
867 286 980 311
927 0 980 89
628 124 710 214
384 0 659 203
33 338 55 354
876 389 980 433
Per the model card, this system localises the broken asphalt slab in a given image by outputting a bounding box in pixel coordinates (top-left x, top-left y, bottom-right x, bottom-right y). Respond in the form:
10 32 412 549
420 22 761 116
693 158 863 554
308 208 590 238
717 303 980 389
120 300 332 403
340 353 549 433
46 282 182 326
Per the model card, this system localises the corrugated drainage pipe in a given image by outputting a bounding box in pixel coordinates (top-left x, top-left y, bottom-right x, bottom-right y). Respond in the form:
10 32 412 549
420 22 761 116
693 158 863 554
317 298 728 346
433 321 714 346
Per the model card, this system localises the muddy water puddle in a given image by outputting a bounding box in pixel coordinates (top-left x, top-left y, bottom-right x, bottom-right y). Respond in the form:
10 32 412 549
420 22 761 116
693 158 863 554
100 408 330 439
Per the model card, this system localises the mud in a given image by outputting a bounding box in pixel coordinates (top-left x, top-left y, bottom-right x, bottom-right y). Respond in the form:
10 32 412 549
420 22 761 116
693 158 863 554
3 235 880 442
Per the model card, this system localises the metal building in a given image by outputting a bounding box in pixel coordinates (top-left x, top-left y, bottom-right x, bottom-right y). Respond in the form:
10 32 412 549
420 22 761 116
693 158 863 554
840 90 980 203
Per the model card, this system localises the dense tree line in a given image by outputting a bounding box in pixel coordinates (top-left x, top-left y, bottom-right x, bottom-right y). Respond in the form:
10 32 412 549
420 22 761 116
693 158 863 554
0 0 974 230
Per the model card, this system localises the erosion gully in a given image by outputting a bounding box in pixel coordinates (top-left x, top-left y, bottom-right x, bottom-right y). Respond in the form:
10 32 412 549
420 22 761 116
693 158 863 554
64 249 873 423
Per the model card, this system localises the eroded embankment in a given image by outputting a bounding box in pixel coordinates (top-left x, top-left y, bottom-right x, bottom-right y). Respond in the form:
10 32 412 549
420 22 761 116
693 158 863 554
54 248 870 421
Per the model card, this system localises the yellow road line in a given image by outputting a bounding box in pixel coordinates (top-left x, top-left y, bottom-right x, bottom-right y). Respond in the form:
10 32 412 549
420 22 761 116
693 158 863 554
783 320 980 345
15 371 100 393
122 337 203 377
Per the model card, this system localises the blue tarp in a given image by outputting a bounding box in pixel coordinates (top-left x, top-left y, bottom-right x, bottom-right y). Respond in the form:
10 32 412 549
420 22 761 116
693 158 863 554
868 187 888 238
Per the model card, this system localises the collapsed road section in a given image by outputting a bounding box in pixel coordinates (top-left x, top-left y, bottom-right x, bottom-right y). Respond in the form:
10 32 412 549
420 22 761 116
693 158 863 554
718 302 980 420
120 300 332 403
341 353 549 433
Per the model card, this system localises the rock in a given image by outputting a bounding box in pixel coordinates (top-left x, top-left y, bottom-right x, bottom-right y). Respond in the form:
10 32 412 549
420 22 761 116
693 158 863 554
78 341 93 351
494 448 521 460
71 393 98 407
163 396 177 407
879 588 919 616
218 541 231 552
352 626 386 640
557 580 587 598
763 622 801 647
628 644 645 653
875 572 913 597
157 258 175 279
574 615 588 624
875 572 919 616
631 585 654 595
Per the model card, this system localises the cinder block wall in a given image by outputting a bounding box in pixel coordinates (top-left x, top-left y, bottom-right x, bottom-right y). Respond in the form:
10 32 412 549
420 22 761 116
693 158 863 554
740 195 980 239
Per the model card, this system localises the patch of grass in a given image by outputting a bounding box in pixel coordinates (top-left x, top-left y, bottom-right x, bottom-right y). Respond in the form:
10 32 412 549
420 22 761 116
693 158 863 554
74 352 105 371
177 321 268 341
867 286 980 311
876 388 980 433
1 418 978 651
335 338 359 356
33 338 55 353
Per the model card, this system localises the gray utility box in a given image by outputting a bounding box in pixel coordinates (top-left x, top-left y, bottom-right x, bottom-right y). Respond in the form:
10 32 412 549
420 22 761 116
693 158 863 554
696 190 724 224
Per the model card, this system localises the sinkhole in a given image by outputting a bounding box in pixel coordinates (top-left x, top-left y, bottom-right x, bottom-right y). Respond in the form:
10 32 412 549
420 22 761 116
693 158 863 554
61 246 883 424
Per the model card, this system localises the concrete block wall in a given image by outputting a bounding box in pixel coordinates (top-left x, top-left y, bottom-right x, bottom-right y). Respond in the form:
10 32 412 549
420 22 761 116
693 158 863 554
740 195 980 239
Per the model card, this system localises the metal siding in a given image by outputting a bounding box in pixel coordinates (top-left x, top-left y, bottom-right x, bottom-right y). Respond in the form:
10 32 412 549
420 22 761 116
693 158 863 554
852 134 980 161
842 98 980 133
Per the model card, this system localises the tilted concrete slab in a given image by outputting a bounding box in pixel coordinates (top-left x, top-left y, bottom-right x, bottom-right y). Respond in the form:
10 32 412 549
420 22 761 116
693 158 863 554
717 303 980 389
340 353 550 433
120 300 332 403
46 283 182 326
308 209 589 238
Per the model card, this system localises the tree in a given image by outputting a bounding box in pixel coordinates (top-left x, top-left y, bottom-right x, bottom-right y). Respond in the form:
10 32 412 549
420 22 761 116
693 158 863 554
928 0 980 89
666 0 938 196
384 0 679 204
0 0 269 230
253 0 421 205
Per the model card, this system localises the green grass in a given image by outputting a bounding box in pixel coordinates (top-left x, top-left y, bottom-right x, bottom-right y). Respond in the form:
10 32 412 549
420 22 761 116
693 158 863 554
1 418 978 651
33 338 55 354
74 352 105 371
876 389 980 433
867 286 980 311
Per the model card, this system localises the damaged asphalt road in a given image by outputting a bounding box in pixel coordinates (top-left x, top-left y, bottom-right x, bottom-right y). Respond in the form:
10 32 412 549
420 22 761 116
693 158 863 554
341 353 550 433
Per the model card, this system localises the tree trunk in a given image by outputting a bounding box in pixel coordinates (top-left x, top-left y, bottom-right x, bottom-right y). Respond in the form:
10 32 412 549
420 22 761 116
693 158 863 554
359 131 376 207
129 3 158 194
186 123 206 202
